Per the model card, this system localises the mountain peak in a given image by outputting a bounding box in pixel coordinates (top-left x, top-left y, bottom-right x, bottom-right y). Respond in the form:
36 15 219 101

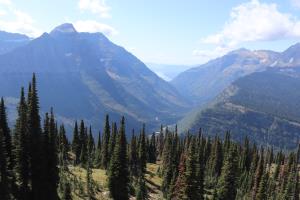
228 48 251 55
50 23 77 36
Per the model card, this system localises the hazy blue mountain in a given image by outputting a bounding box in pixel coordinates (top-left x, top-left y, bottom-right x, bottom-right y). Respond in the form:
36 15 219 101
146 63 191 81
0 31 30 54
178 67 300 149
171 48 280 106
0 23 189 134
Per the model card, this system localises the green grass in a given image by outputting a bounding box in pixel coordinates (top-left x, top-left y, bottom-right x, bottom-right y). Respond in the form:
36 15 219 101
61 162 164 200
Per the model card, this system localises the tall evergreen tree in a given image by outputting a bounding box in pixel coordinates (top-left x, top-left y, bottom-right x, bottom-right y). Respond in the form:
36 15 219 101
27 74 44 200
46 109 59 200
136 176 148 200
216 146 238 200
0 97 12 170
129 130 138 177
94 131 101 167
256 172 268 200
108 116 129 200
108 122 117 164
13 87 30 200
240 136 251 171
138 124 147 175
101 114 110 169
185 137 202 200
72 121 80 164
208 136 223 177
172 153 187 200
0 129 10 199
148 132 156 163
58 124 68 167
252 148 264 200
86 153 94 200
87 126 95 159
79 120 87 165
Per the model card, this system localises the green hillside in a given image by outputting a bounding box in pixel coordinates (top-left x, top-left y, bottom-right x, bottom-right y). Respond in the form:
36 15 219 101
179 68 300 149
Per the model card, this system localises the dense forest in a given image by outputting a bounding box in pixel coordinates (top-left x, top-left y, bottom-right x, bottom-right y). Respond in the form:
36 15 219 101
0 74 299 200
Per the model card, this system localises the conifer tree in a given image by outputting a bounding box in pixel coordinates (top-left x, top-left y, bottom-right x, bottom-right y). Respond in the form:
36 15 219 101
161 132 173 197
208 136 223 177
252 148 264 200
216 146 238 200
58 124 68 166
0 97 12 170
62 182 72 200
79 120 87 165
108 116 129 200
101 114 110 169
129 130 138 177
195 136 205 200
94 131 101 167
185 137 202 200
86 154 94 200
72 121 80 164
157 125 164 158
148 132 156 163
27 74 44 199
172 153 187 200
87 126 95 160
297 143 300 164
42 112 50 198
138 124 147 175
108 122 117 164
240 136 251 171
46 109 59 200
13 87 30 199
0 129 10 199
256 172 268 200
136 176 148 200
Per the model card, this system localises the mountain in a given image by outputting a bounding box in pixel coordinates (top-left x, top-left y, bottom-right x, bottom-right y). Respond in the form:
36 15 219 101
146 63 192 81
0 31 30 54
0 23 189 134
178 67 300 149
171 48 280 105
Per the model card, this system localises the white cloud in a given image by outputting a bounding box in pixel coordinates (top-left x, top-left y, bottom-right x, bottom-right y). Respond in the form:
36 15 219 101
74 20 118 36
0 1 41 37
195 0 300 60
0 10 6 16
0 0 11 6
0 9 42 37
203 0 300 45
78 0 110 18
192 46 234 63
291 0 300 8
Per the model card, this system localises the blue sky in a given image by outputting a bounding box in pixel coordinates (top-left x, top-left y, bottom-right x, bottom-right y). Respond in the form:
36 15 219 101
1 0 300 65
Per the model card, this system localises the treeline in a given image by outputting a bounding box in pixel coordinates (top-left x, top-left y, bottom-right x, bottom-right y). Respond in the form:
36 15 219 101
0 74 300 200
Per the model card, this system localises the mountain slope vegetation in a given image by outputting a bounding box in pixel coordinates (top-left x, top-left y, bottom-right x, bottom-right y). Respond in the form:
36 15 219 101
178 67 300 149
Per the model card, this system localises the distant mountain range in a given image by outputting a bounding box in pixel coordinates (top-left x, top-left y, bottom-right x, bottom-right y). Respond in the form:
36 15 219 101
0 23 189 134
0 31 30 54
174 44 300 149
146 63 191 81
171 45 300 106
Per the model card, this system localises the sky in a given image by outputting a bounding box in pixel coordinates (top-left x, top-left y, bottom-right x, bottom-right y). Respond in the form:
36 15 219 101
1 0 300 66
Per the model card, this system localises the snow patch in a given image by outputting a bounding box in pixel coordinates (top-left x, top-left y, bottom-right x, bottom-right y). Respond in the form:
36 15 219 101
270 61 278 67
106 69 121 80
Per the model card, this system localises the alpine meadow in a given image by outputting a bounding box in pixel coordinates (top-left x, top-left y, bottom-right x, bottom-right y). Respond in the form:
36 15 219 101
1 0 300 199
